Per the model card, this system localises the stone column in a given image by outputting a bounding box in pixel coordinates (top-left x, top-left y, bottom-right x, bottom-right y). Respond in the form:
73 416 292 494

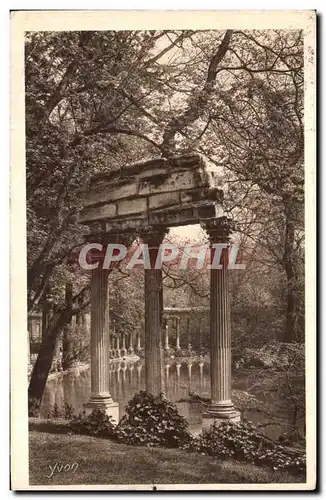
176 362 181 382
141 229 166 395
199 361 204 388
116 336 121 358
202 217 240 427
164 319 169 351
175 316 180 350
116 361 121 388
136 330 141 351
121 333 127 357
187 317 192 352
83 265 119 422
109 334 113 358
187 362 192 386
128 332 134 356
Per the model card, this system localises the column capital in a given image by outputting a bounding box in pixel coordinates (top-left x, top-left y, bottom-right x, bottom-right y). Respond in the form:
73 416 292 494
139 226 168 246
84 231 134 247
201 216 234 244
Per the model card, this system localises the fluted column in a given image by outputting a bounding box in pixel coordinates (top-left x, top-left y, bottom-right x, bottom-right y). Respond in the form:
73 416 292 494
202 217 240 425
141 229 166 395
83 264 119 422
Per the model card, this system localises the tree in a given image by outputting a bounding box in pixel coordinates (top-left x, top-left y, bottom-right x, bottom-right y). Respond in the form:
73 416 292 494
26 29 305 413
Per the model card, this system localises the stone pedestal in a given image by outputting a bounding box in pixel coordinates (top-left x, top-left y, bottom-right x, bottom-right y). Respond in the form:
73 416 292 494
83 265 119 424
202 217 239 427
201 412 241 430
142 229 166 395
84 399 120 423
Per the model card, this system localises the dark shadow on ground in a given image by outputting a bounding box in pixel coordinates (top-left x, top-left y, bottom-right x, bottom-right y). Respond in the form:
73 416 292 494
29 418 71 435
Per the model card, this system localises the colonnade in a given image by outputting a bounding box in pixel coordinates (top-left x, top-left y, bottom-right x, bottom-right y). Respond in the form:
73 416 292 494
83 217 239 426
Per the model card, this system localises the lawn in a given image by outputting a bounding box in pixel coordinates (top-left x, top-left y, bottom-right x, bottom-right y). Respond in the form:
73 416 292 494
29 419 303 487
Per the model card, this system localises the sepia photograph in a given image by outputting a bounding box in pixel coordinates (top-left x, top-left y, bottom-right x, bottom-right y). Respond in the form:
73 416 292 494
10 10 316 491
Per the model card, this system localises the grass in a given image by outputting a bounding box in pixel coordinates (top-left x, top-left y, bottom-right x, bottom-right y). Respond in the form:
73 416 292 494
29 419 303 487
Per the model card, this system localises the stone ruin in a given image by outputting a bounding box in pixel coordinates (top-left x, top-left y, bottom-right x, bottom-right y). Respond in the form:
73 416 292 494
79 154 224 235
79 153 240 427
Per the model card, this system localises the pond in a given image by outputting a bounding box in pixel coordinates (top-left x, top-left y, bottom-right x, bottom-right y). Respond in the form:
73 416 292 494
40 359 302 440
41 359 209 428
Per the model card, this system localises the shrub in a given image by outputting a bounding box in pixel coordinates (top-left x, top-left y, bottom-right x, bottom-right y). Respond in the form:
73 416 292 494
183 420 305 476
69 409 117 439
115 391 191 448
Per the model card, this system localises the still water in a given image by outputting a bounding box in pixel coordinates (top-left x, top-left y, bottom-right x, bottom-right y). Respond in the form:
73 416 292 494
41 359 210 428
40 359 295 438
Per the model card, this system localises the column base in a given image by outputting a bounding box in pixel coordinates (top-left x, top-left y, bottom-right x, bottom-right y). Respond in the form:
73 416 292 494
83 396 119 424
202 403 241 430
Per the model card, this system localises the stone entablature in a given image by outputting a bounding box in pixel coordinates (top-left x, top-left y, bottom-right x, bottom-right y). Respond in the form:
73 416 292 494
163 307 209 317
79 154 223 234
79 153 239 427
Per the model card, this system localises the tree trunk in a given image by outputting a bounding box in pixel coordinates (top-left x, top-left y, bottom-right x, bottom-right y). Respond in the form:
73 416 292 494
283 204 298 343
41 298 51 339
28 282 73 415
62 283 74 370
28 309 73 415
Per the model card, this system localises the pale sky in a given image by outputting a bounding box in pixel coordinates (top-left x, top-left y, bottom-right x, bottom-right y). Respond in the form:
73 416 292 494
169 223 206 242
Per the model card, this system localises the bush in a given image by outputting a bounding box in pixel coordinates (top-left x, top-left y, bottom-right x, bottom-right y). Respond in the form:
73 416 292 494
183 420 305 476
115 391 191 448
69 409 117 439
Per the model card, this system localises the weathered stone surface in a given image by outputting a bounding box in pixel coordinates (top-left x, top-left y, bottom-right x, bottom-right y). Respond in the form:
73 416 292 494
83 201 223 237
80 154 224 234
148 191 180 210
138 170 198 197
84 179 137 206
202 218 238 423
117 197 147 217
79 203 116 223
90 154 204 184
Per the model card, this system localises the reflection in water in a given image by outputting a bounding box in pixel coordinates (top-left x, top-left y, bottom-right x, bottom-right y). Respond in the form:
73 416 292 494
41 359 211 424
40 360 302 440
